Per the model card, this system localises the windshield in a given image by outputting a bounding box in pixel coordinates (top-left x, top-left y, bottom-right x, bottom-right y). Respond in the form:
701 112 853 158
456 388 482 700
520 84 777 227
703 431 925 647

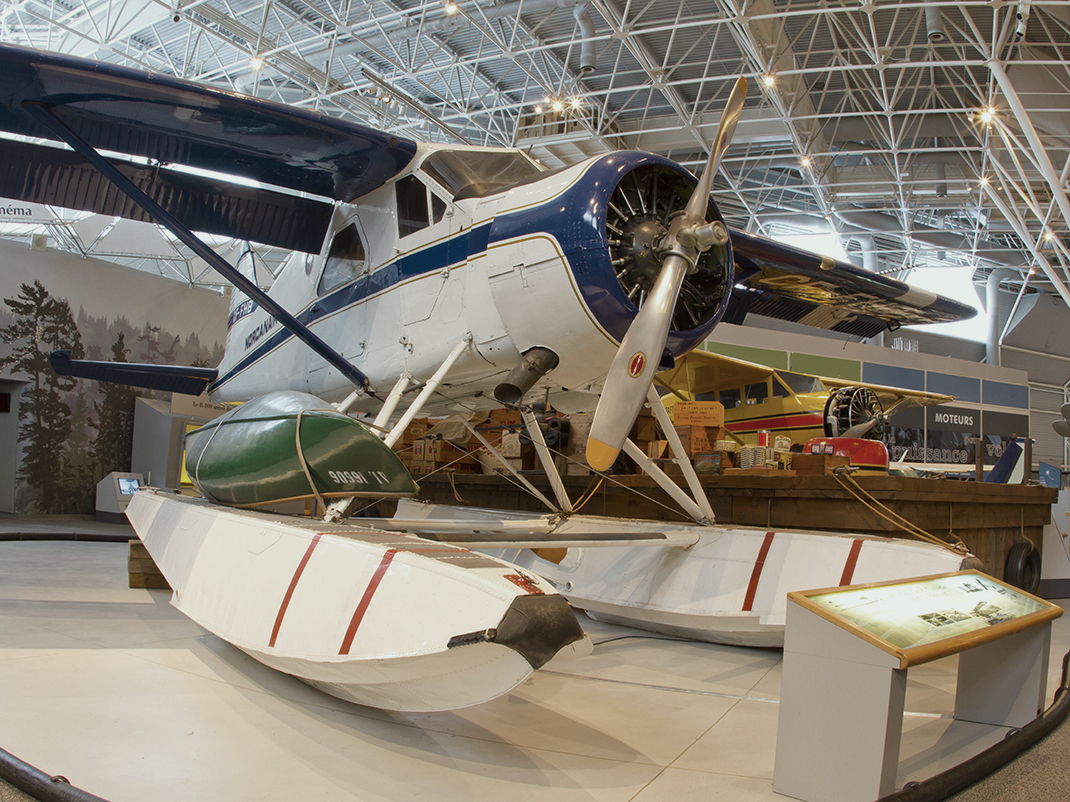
776 371 825 395
422 149 543 200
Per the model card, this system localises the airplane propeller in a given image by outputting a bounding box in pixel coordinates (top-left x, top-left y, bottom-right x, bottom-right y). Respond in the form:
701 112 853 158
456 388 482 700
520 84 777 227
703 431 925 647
586 76 747 473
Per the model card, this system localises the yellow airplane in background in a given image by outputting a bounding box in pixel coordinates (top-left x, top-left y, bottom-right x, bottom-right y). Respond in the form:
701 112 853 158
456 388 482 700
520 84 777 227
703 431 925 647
656 350 954 447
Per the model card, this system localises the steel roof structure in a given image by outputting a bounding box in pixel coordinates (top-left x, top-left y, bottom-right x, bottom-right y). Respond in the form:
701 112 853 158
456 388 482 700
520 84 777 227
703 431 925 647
1 0 1069 314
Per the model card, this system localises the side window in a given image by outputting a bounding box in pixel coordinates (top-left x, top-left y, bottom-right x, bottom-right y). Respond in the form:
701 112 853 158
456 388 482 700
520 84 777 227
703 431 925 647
431 193 447 224
745 381 769 405
397 175 430 237
719 388 740 409
319 223 366 296
772 376 791 398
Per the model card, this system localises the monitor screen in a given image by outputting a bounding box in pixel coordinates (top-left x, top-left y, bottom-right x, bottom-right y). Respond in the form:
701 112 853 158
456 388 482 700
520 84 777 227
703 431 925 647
117 476 140 495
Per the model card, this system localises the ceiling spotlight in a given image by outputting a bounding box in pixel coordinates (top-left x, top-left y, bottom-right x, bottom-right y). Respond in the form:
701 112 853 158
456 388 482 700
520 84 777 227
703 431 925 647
552 100 564 113
249 56 264 71
799 156 812 168
979 107 995 125
979 175 990 187
570 96 582 110
443 0 458 14
1043 230 1054 242
534 105 543 114
762 74 776 88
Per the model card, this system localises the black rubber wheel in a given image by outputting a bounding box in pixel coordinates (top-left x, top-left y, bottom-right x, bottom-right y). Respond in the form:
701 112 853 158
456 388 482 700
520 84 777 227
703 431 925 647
1004 541 1041 593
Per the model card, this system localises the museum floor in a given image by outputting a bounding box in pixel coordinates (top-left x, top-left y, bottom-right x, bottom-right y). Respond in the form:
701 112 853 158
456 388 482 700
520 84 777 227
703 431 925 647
0 516 1067 802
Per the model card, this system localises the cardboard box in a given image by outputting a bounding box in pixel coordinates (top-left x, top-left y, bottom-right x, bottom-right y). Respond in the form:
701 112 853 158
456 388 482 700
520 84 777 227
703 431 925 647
791 453 850 475
672 400 725 427
671 424 729 456
489 408 523 427
644 441 682 475
636 413 658 442
647 440 669 459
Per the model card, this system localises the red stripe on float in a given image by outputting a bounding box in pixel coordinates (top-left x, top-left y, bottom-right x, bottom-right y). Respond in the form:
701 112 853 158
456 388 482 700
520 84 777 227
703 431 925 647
339 549 397 655
839 539 864 586
742 531 776 612
270 534 322 648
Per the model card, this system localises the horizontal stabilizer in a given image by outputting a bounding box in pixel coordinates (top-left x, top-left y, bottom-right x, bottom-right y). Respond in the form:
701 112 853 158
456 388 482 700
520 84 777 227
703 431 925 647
50 350 218 395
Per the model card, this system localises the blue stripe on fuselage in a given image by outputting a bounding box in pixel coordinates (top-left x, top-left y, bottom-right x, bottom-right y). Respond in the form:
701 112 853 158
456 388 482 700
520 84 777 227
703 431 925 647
210 225 492 392
210 150 728 394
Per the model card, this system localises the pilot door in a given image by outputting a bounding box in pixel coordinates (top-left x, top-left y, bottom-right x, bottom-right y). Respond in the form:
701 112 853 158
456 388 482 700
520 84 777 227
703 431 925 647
305 218 370 396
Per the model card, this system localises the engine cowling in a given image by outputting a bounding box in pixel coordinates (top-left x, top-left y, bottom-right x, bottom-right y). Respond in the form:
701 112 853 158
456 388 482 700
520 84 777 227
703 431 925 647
489 151 735 360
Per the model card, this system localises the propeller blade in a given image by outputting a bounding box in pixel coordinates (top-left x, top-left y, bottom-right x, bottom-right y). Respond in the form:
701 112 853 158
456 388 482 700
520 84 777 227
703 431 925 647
587 255 689 471
586 77 748 473
684 76 747 220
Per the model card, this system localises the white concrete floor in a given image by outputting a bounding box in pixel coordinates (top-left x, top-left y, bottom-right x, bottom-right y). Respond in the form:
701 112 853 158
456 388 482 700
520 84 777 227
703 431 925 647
0 529 1067 802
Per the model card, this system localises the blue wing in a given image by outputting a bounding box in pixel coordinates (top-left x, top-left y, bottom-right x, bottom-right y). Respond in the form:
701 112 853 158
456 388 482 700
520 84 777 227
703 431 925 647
0 43 418 252
728 229 976 336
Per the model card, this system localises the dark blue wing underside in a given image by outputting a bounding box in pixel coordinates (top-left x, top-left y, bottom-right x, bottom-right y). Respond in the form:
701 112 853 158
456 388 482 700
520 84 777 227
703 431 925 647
728 228 976 332
1 139 333 252
0 43 418 205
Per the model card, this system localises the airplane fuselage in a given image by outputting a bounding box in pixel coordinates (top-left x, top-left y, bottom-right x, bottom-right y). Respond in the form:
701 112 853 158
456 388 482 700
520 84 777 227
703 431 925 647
211 146 734 414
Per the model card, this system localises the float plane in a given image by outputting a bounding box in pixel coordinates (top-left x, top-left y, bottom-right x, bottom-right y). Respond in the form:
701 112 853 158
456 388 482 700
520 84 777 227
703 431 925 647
0 43 976 711
655 350 957 446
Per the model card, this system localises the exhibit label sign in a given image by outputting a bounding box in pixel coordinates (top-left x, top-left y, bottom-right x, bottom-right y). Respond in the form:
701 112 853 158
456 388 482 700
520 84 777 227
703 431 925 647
789 570 1062 668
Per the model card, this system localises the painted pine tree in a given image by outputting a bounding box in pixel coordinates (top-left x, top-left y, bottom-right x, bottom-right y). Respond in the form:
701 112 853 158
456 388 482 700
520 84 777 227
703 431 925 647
0 281 84 512
92 332 138 475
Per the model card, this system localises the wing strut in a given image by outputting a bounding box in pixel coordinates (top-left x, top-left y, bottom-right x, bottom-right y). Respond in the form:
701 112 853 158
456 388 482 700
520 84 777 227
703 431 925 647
21 100 374 396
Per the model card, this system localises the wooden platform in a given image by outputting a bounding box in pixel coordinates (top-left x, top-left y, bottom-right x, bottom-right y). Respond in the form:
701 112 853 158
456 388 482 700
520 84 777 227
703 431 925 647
413 472 1057 582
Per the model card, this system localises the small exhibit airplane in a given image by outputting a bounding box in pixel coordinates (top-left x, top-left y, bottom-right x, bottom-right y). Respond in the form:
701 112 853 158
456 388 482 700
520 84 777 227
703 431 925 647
655 349 956 446
0 43 978 711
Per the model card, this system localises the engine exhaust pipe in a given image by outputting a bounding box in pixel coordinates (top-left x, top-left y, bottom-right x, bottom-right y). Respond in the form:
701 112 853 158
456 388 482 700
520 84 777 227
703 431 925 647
494 347 560 405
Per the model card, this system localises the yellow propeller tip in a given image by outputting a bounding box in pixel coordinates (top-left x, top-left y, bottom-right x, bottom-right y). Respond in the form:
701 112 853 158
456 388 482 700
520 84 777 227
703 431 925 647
585 437 620 473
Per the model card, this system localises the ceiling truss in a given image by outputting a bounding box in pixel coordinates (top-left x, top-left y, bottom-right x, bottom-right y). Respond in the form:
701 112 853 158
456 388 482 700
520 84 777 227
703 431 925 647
2 0 1070 313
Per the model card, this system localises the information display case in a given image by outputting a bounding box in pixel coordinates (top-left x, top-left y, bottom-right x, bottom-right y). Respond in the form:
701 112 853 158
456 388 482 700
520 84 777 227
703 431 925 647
774 570 1062 802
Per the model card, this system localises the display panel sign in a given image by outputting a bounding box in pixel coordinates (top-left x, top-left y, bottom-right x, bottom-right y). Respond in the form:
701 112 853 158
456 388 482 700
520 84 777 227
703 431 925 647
790 571 1061 667
925 405 979 466
981 410 1031 466
883 404 925 464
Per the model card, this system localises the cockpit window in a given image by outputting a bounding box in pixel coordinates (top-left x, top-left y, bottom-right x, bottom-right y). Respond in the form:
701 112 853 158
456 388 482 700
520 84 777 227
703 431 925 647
319 223 365 295
422 149 542 200
397 175 430 237
777 371 825 394
431 193 446 224
745 381 769 405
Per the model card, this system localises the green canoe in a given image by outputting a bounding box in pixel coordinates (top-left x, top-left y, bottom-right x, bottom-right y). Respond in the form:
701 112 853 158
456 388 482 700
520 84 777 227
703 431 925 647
185 391 417 507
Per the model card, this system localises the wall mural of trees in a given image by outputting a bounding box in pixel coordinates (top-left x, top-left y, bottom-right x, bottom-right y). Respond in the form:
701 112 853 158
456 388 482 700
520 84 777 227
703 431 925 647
1 279 224 514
